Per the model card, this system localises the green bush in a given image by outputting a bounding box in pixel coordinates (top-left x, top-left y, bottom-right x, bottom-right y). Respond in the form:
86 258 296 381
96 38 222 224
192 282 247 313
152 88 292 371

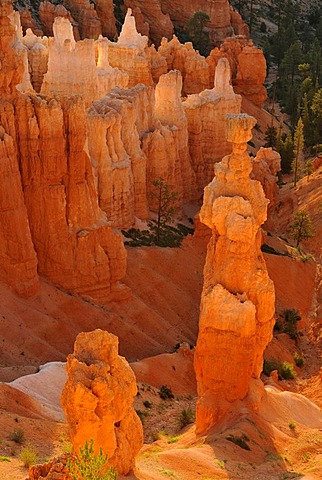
67 439 117 480
9 428 24 444
263 359 296 380
294 352 304 367
279 361 296 380
289 421 297 430
158 385 174 400
282 309 301 339
20 445 37 467
143 400 153 409
178 407 195 428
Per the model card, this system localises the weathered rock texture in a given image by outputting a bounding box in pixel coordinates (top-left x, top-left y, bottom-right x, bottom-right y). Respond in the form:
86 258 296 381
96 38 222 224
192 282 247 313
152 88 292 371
251 147 281 225
207 36 267 107
0 103 39 297
183 58 242 192
88 72 197 227
40 17 128 105
16 93 127 302
0 0 39 296
61 329 143 475
108 9 153 88
22 28 49 93
160 0 238 46
39 1 80 40
158 36 210 95
87 84 154 228
144 71 198 206
194 113 275 433
124 0 173 45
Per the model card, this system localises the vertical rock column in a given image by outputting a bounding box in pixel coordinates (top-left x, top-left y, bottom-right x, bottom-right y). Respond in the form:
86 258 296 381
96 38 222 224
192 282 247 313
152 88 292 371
194 114 275 434
61 329 143 475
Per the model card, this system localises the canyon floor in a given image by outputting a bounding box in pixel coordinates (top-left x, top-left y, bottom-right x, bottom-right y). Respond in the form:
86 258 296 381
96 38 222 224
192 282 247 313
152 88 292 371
0 170 321 480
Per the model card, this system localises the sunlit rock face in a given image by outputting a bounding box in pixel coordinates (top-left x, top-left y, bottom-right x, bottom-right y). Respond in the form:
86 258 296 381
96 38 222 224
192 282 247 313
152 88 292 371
183 58 242 193
40 17 128 105
251 147 281 227
207 36 267 107
0 0 38 297
194 113 275 434
61 329 143 475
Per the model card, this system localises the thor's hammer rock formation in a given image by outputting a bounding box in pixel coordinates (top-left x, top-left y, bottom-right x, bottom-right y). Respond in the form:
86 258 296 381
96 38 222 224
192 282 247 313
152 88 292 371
194 113 275 433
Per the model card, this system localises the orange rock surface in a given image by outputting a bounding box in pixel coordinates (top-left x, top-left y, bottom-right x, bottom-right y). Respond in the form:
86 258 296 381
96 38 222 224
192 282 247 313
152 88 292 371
207 36 267 107
40 17 128 105
39 1 79 39
15 93 127 302
125 0 173 45
183 58 242 192
251 147 281 226
158 36 210 95
108 9 154 88
61 329 143 475
62 0 102 39
194 114 275 433
160 0 234 46
144 70 197 206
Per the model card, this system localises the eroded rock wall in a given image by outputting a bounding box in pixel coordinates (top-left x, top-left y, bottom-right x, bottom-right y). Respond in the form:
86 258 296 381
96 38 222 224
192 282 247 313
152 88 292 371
15 93 127 302
207 37 267 107
183 58 242 193
61 329 143 475
194 114 275 433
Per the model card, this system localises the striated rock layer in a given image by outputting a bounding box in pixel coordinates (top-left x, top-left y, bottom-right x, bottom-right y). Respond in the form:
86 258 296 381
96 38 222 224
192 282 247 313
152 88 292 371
61 329 143 475
194 114 275 433
207 36 267 107
16 93 127 302
183 58 242 193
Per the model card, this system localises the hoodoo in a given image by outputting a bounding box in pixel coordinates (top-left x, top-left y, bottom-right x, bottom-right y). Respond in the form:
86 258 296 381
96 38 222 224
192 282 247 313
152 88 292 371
194 113 275 433
61 329 143 475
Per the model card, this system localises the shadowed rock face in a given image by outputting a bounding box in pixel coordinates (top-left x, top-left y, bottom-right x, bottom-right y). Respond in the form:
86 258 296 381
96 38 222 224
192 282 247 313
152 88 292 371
61 329 143 475
194 113 275 434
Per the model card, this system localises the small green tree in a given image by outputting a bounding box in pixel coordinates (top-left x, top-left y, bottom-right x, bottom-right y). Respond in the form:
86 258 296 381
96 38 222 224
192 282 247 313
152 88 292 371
149 177 178 245
289 210 315 249
186 11 210 56
292 117 304 187
67 439 117 480
278 132 294 173
306 159 314 180
264 125 278 148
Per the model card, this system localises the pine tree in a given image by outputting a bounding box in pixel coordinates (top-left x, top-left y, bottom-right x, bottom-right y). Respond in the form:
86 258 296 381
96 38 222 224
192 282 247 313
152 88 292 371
292 117 304 187
279 132 294 173
289 210 315 248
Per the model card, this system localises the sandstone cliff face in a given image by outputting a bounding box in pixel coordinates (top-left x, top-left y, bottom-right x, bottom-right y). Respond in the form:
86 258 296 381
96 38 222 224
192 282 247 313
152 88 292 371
0 102 39 297
62 0 102 39
194 114 275 433
251 147 281 225
124 0 173 45
39 1 80 40
207 36 267 107
161 0 234 46
15 93 127 302
108 9 153 88
0 0 39 297
183 58 242 193
61 329 143 475
87 85 154 228
158 36 210 95
22 29 49 93
40 17 128 105
143 70 197 206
